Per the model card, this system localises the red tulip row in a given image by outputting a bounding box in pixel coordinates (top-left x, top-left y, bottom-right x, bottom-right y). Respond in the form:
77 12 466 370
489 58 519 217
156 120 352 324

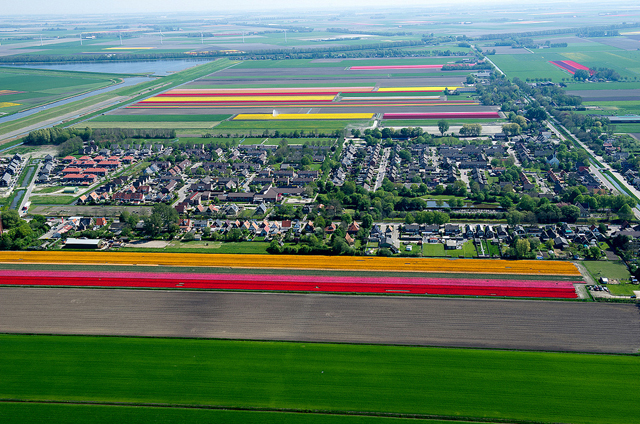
0 270 577 298
383 112 501 119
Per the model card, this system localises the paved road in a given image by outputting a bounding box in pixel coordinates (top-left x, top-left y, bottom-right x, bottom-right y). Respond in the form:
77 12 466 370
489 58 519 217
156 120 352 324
1 287 639 353
372 147 390 191
547 120 640 219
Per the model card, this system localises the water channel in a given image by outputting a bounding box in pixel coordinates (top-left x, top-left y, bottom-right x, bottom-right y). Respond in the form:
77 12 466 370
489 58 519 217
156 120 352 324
0 59 214 126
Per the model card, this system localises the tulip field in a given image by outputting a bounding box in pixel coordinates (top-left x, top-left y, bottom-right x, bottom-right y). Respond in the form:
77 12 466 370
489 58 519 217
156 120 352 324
0 252 581 298
550 60 595 76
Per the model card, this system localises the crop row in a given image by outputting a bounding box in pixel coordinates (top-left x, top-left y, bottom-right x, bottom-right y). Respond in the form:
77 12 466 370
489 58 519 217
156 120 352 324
233 113 375 120
0 270 577 298
383 112 501 119
0 252 581 275
350 65 445 70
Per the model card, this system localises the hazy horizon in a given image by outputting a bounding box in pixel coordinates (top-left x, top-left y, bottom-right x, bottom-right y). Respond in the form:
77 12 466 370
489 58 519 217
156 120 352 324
5 0 640 17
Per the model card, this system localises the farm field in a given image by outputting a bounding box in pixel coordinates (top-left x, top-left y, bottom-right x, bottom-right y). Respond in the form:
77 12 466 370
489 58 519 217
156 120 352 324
0 251 581 275
490 46 640 82
1 288 637 352
0 403 448 424
0 59 238 138
0 269 579 298
1 333 639 424
90 113 232 122
91 58 500 135
0 67 124 115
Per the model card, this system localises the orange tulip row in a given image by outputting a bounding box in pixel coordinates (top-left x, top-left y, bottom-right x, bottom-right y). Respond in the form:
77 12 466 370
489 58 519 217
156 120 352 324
0 252 580 276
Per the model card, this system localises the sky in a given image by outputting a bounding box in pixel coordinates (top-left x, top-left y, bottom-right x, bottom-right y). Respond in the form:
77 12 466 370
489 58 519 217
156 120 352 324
2 0 592 16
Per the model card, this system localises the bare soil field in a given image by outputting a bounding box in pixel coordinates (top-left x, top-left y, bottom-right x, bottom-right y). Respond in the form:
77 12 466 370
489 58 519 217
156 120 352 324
1 287 638 353
567 89 640 101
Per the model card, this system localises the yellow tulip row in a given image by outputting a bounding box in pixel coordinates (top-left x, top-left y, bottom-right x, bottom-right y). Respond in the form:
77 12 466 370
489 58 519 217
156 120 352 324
0 252 580 276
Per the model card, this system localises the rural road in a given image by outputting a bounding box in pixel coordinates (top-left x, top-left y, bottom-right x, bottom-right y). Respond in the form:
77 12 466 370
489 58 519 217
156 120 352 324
1 287 639 354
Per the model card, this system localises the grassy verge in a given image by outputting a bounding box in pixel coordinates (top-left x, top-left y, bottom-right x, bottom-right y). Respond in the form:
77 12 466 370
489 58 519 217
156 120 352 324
1 334 639 424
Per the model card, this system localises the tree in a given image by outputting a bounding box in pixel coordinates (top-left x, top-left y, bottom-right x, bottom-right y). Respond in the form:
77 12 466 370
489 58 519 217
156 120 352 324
561 205 580 223
405 213 415 225
515 238 530 259
525 106 547 122
1 210 21 230
617 204 634 221
500 196 514 210
573 69 590 81
459 123 481 137
144 203 179 237
502 123 522 137
587 245 601 259
361 214 373 230
438 120 450 136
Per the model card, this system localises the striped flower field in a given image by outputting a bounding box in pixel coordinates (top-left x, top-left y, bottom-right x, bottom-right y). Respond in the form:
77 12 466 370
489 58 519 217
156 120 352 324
550 60 595 75
0 270 578 298
0 252 581 298
0 252 581 274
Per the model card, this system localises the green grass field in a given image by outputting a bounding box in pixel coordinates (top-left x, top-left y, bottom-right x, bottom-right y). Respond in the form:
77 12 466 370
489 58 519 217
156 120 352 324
28 195 77 205
0 67 120 115
0 402 455 424
489 53 569 82
0 59 237 138
78 121 219 129
583 259 631 282
1 334 639 424
611 123 640 134
421 243 445 257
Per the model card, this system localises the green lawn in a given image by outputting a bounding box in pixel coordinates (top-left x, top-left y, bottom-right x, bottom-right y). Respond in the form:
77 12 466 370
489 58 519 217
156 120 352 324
460 240 478 258
422 243 445 257
124 241 270 255
1 334 639 424
28 195 77 205
583 260 631 282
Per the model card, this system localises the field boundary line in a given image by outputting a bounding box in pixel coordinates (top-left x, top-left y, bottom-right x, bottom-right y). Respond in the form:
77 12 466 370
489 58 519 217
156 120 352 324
0 398 572 424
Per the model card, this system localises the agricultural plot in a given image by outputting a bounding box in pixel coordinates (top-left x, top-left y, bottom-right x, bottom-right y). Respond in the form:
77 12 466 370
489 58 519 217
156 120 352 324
0 252 580 299
0 251 581 275
0 67 122 115
492 39 640 83
101 59 496 134
1 334 639 424
0 269 578 298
